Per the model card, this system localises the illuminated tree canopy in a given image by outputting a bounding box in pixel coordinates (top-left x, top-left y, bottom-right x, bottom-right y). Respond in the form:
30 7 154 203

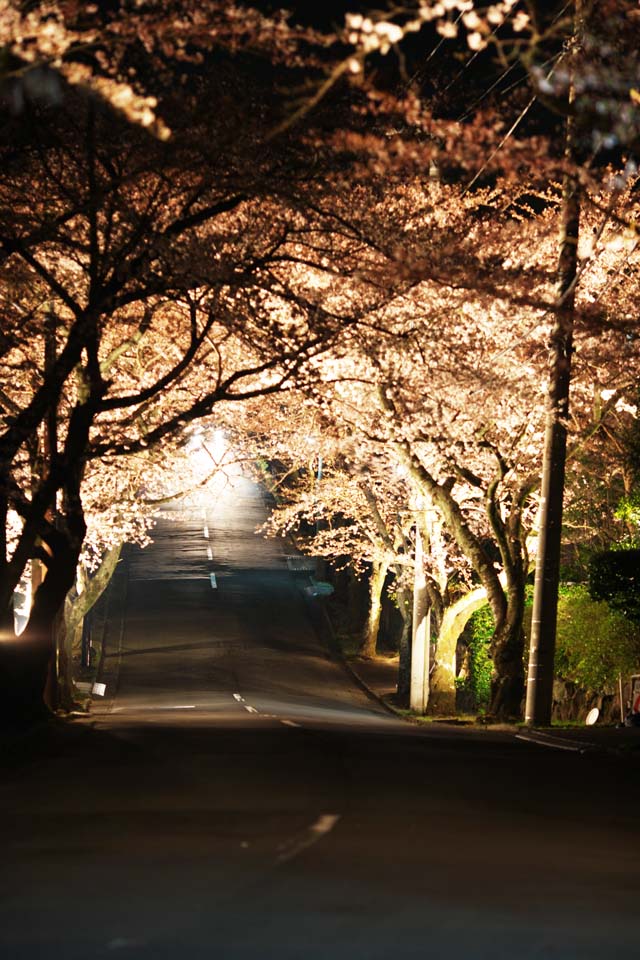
1 1 639 721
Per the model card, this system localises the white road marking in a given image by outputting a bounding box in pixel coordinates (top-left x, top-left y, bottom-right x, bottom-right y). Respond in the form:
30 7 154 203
312 814 341 834
276 813 341 864
98 705 200 715
516 733 584 753
233 693 245 702
128 576 210 582
206 546 213 561
203 525 209 539
281 719 301 728
209 572 217 589
244 705 259 714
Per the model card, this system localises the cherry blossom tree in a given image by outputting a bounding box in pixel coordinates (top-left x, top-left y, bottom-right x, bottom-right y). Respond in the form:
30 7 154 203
258 423 415 663
0 11 397 719
2 0 639 725
289 160 640 718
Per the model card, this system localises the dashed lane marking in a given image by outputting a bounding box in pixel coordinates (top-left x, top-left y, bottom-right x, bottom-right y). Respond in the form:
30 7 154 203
281 719 301 728
276 814 341 864
206 546 213 561
209 572 217 589
203 524 210 539
233 695 263 716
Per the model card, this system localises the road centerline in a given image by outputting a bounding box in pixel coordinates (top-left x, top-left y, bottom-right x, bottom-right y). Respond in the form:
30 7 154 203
276 814 341 864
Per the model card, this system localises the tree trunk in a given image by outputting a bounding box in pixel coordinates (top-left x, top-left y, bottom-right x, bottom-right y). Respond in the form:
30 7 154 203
430 629 456 716
358 558 389 659
54 543 122 712
380 370 533 720
489 581 526 720
0 534 80 724
0 472 88 723
429 587 496 715
54 601 77 713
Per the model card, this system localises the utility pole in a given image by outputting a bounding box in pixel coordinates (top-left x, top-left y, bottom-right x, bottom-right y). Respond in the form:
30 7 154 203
525 1 583 725
410 517 430 713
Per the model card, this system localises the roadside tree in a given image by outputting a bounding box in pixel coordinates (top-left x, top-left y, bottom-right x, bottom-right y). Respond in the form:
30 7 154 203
0 15 396 719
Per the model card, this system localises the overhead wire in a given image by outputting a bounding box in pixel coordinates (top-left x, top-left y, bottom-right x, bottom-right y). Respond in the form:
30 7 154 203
417 1 573 127
403 10 466 91
456 59 520 122
380 4 635 446
438 10 517 101
462 50 564 196
458 3 574 189
479 190 635 374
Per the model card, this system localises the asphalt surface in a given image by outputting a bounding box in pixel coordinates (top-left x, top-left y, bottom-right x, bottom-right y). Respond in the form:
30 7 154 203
1 472 639 959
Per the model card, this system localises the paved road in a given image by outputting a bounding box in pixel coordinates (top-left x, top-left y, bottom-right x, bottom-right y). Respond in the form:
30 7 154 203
1 474 639 959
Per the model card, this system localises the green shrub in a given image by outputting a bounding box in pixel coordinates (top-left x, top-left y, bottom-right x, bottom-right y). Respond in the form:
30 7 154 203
614 488 640 540
458 604 493 711
555 583 640 691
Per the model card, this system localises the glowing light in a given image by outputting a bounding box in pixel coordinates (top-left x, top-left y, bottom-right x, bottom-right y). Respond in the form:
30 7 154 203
13 576 31 636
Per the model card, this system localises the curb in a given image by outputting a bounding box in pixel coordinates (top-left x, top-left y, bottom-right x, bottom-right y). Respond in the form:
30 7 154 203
295 568 640 756
515 726 640 760
340 654 407 720
301 589 402 720
515 730 597 755
313 604 640 755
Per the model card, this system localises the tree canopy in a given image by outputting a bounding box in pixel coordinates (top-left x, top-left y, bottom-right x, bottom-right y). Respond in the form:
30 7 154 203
2 1 640 721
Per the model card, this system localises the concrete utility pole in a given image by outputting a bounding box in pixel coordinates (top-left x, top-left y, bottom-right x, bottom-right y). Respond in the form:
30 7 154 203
525 0 583 725
410 520 430 713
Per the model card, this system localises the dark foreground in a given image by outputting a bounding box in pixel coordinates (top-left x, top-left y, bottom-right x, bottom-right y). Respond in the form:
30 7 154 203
1 475 639 959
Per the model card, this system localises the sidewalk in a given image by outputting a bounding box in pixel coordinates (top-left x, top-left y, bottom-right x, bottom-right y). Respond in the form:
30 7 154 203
343 648 640 758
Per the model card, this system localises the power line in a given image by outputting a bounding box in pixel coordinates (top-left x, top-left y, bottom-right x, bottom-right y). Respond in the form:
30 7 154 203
462 52 564 196
457 59 520 122
441 1 572 124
